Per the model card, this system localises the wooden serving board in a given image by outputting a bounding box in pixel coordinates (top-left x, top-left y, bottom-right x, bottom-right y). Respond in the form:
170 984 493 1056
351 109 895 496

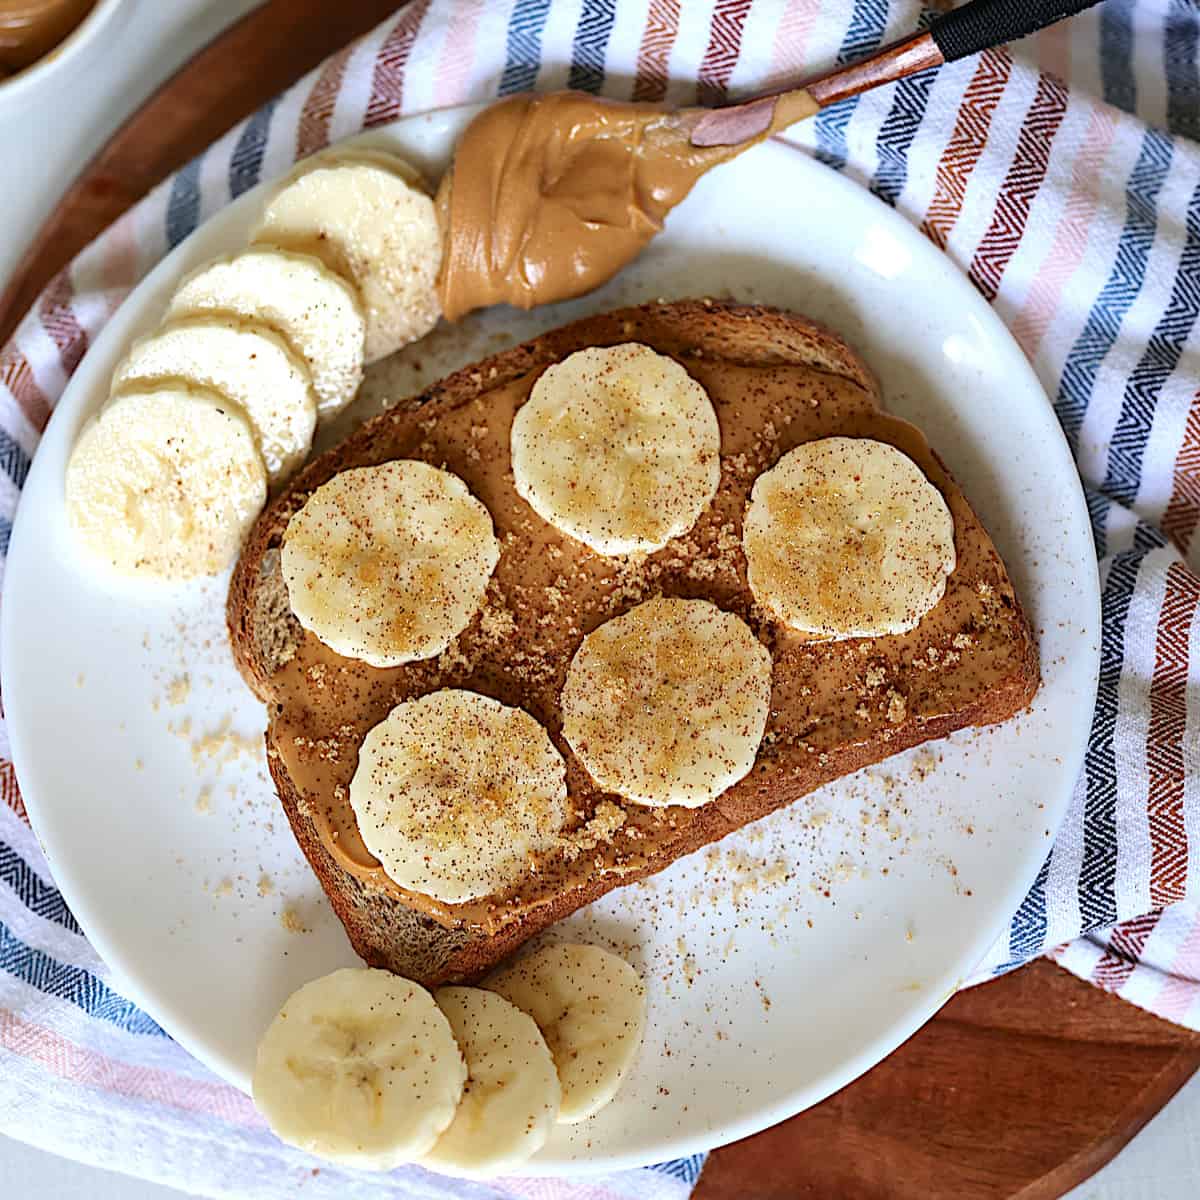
5 3 1200 1196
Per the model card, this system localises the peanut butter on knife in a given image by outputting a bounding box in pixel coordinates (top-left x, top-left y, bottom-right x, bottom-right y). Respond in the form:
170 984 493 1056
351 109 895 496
435 88 818 321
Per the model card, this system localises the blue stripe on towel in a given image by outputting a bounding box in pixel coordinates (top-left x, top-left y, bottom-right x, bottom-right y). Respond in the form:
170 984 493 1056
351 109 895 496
0 844 82 936
0 921 164 1037
229 98 278 199
1055 128 1172 450
568 0 617 94
165 155 204 250
1102 179 1200 505
813 0 891 172
500 0 554 95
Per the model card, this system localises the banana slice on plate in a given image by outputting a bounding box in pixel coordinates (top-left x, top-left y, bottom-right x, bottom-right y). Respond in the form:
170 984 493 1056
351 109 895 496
510 343 721 555
421 986 561 1177
253 153 441 362
744 436 957 639
350 689 569 903
112 316 316 484
167 247 365 419
485 943 646 1124
65 385 266 580
280 460 499 667
253 967 466 1170
561 596 772 808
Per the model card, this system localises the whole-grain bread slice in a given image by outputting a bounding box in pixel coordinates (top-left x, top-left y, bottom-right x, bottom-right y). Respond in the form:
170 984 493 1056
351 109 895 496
228 300 1039 985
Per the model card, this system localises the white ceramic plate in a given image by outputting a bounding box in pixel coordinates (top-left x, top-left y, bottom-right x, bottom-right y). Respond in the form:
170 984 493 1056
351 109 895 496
2 106 1100 1174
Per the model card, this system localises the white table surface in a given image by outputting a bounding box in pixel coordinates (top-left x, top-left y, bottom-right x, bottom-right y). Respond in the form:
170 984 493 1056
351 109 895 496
0 2 1197 1197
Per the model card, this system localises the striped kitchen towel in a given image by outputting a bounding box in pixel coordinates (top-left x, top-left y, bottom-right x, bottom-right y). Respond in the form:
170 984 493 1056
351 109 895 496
1 0 1199 1196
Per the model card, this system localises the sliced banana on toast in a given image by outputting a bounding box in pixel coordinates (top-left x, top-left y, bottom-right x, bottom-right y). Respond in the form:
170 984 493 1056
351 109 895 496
511 343 721 555
744 437 956 639
253 151 441 362
280 460 499 667
486 943 646 1124
167 247 365 419
349 689 569 903
65 385 266 579
562 596 772 808
112 316 317 484
422 987 561 1177
253 967 466 1169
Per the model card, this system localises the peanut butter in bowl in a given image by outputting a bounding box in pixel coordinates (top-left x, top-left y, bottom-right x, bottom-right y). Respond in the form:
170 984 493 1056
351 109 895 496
0 0 95 76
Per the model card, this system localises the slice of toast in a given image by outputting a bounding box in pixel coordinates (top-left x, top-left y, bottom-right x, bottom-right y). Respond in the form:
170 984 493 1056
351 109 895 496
228 301 1039 985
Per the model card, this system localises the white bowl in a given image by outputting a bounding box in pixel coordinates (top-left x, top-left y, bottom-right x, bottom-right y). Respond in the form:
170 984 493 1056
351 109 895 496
0 0 124 104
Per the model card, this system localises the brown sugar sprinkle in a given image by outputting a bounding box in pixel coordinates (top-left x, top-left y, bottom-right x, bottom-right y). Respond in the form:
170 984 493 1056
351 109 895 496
557 801 627 861
280 906 309 934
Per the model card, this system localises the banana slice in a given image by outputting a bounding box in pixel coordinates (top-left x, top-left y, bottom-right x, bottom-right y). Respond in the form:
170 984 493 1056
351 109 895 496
743 437 957 639
561 597 772 808
422 987 560 1177
167 247 365 419
485 943 646 1124
510 343 721 555
280 460 499 667
350 689 569 904
252 154 441 362
65 385 266 579
253 967 466 1169
112 316 316 484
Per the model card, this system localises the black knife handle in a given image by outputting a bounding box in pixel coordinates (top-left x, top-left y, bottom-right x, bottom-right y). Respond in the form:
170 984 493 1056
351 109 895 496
931 0 1104 63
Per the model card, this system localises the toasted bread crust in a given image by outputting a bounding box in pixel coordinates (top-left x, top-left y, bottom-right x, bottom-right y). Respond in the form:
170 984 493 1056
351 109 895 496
229 301 1039 984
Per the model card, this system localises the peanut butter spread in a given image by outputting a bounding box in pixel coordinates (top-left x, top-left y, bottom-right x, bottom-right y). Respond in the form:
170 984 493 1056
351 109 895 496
436 89 818 320
269 324 1031 935
0 0 93 76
